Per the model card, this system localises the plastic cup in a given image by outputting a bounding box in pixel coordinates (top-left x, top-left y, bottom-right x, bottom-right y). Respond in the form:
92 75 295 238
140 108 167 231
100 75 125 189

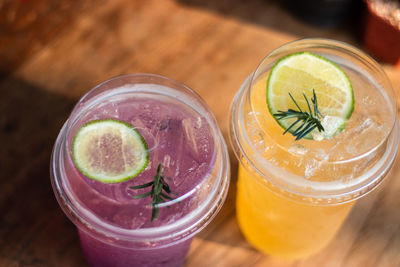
51 74 230 267
229 39 399 259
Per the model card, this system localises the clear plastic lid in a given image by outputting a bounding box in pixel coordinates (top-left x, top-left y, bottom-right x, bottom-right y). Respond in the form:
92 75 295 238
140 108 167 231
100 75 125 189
230 39 399 204
51 74 230 246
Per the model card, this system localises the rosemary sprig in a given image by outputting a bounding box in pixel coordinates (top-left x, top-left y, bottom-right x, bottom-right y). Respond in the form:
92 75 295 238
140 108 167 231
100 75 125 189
129 163 175 221
273 89 324 140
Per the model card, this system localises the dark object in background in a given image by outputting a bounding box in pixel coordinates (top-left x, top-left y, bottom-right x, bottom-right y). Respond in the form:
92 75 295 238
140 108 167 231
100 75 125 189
364 0 400 65
281 0 364 28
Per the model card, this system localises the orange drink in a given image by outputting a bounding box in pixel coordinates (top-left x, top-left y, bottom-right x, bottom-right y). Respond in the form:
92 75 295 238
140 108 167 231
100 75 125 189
229 39 399 259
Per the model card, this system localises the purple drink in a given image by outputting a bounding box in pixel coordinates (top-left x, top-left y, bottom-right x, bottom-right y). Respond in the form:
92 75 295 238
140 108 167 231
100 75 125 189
51 74 230 267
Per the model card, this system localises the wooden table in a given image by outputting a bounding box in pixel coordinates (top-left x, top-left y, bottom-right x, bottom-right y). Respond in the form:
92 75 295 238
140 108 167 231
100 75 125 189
1 0 400 266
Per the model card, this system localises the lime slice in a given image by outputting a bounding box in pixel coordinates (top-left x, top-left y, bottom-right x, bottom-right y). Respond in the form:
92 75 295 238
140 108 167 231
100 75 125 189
72 119 149 183
267 52 354 139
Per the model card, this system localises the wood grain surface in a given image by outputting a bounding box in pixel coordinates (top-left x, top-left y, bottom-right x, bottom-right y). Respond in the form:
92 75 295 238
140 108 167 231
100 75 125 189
1 0 400 266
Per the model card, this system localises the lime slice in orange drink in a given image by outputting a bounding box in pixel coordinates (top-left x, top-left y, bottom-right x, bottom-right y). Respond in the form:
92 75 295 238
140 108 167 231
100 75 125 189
72 119 149 183
267 52 354 139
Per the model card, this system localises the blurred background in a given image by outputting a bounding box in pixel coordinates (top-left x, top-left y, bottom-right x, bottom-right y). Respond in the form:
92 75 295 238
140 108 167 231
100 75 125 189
1 0 400 266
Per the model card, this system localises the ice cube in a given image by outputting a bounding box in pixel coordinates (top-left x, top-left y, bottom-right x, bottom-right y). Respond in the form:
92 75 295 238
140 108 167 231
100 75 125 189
158 118 181 131
313 148 329 161
312 132 324 141
321 116 345 138
182 118 199 158
289 144 308 156
304 159 321 179
172 160 200 188
344 118 375 155
163 154 171 168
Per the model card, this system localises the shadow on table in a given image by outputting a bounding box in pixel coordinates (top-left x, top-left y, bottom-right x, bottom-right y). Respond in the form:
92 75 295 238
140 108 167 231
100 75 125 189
0 75 86 266
176 0 364 44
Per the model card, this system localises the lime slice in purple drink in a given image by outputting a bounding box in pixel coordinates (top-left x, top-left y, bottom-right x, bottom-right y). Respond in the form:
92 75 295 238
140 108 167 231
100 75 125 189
72 119 149 183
